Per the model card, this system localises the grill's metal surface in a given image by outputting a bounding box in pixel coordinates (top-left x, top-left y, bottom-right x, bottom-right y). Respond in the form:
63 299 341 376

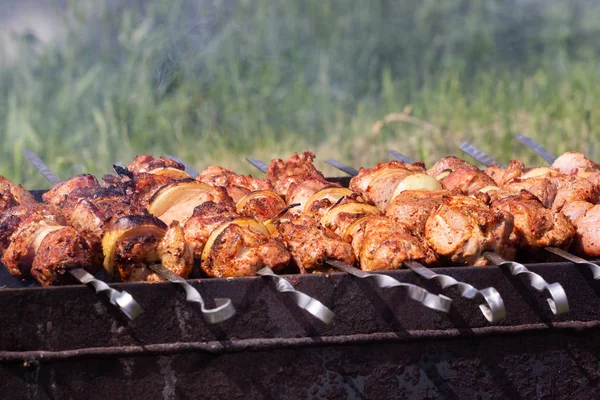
2 156 600 398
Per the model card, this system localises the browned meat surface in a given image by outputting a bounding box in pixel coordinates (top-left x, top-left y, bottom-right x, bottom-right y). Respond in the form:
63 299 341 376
426 156 478 178
551 175 599 212
320 203 382 237
31 228 102 286
425 195 514 265
438 168 497 195
502 176 558 209
286 178 338 215
560 201 600 257
130 172 178 212
552 152 600 175
0 203 65 255
485 160 526 187
2 218 64 277
236 191 287 222
305 191 366 223
0 191 19 213
386 190 450 237
42 174 100 207
0 176 36 206
344 216 435 270
491 191 574 250
266 152 326 199
183 202 237 259
274 215 355 273
197 166 271 203
201 221 291 278
126 155 185 174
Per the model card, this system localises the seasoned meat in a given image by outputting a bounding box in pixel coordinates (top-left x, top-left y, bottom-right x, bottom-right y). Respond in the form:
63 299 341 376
344 216 435 270
183 202 237 259
0 176 36 206
286 178 338 215
485 160 526 187
31 228 102 286
502 176 558 209
236 191 288 223
126 155 185 174
42 175 100 207
386 190 450 237
438 168 497 195
266 151 326 199
201 221 291 278
560 201 600 257
320 202 382 237
197 166 271 203
274 215 355 273
425 195 515 266
552 152 600 175
426 156 478 179
130 172 178 212
350 160 425 194
491 191 574 250
0 203 65 255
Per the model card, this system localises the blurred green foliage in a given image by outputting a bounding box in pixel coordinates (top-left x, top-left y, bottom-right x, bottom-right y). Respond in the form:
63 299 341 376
1 0 599 187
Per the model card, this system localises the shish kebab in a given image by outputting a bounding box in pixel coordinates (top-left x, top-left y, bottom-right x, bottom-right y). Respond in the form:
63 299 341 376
23 151 337 324
325 152 569 316
458 139 600 280
1 150 143 320
21 150 235 324
166 155 453 315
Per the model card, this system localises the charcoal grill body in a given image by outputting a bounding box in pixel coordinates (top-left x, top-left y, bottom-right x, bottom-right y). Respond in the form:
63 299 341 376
1 188 599 399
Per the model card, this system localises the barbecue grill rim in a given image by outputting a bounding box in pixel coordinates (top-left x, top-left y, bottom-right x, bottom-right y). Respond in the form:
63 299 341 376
1 320 598 364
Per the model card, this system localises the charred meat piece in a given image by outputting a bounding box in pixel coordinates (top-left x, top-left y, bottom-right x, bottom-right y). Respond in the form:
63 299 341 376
491 191 574 250
0 203 65 255
197 166 271 203
386 190 450 238
273 215 355 273
0 176 36 206
344 216 436 270
266 151 326 199
425 195 515 266
201 217 291 278
31 229 102 286
183 201 237 259
42 174 100 207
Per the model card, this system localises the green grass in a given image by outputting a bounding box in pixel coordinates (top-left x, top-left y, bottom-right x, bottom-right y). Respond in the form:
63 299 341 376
1 0 599 188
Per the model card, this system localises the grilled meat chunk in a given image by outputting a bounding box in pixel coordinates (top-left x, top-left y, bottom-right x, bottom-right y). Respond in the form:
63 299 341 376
236 190 288 223
273 215 355 273
438 168 497 195
552 152 600 175
491 191 574 250
183 201 237 259
386 190 450 237
287 178 339 215
42 174 100 207
485 160 526 187
426 156 478 179
0 176 36 206
344 216 435 270
31 229 102 286
266 151 326 199
425 195 514 265
126 155 185 174
197 166 271 203
561 201 600 257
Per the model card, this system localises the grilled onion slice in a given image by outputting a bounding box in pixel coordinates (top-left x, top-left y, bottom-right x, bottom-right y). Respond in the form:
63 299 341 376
303 187 354 213
148 167 191 180
391 173 442 200
320 202 381 236
236 189 286 221
147 180 219 225
102 215 167 278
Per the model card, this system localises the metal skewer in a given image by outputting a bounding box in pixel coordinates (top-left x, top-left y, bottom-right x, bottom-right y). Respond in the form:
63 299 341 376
389 150 415 164
460 140 600 281
459 141 506 168
325 159 359 176
246 157 453 313
164 154 200 178
320 157 506 321
22 149 143 320
483 252 569 315
515 134 557 164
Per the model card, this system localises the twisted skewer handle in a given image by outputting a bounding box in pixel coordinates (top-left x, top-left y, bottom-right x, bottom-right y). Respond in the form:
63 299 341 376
69 269 143 320
545 247 600 280
257 266 335 324
148 264 235 324
515 134 557 164
327 260 452 313
404 261 505 322
483 252 569 315
460 141 506 168
388 150 415 164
